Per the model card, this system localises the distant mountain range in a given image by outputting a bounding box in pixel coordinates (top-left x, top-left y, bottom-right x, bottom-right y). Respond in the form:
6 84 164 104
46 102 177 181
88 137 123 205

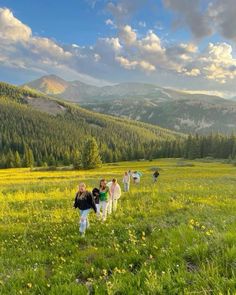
24 75 236 134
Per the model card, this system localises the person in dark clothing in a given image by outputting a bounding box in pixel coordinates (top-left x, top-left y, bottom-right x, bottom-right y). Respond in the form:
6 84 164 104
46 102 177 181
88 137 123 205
92 187 101 220
92 188 100 204
74 183 96 236
153 170 160 183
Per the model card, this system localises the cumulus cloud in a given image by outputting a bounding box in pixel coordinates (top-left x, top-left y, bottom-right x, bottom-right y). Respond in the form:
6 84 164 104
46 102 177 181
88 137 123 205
138 30 165 53
119 25 137 45
1 6 236 89
201 42 236 83
102 37 122 51
116 56 156 72
182 68 201 77
0 8 31 42
115 56 138 69
0 7 109 85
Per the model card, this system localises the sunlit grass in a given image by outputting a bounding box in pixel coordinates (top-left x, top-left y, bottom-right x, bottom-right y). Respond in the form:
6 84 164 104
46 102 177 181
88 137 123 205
0 159 236 294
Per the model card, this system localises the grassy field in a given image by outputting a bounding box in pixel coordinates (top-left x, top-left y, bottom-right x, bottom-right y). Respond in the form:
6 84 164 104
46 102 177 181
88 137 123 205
0 159 236 294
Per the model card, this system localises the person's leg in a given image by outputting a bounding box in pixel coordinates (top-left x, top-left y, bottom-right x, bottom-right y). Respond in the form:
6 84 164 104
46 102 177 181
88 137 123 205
86 211 90 229
96 203 101 219
79 209 90 234
113 198 118 212
102 201 108 221
108 197 112 215
127 183 130 192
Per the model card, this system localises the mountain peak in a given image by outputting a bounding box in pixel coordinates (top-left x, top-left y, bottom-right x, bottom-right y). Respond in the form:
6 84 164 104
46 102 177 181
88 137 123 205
25 74 69 95
42 74 66 82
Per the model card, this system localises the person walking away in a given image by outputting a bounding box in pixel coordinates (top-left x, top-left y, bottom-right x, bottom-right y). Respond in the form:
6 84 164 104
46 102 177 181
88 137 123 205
97 179 110 221
108 178 121 214
132 171 141 184
74 183 97 237
123 172 130 192
153 170 160 183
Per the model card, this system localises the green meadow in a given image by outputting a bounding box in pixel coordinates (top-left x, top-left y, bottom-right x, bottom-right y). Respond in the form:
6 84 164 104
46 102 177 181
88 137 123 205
0 159 236 294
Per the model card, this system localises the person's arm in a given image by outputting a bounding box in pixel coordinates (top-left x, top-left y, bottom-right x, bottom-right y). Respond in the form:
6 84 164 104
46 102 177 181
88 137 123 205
106 186 111 196
89 192 97 213
73 193 78 208
117 184 121 198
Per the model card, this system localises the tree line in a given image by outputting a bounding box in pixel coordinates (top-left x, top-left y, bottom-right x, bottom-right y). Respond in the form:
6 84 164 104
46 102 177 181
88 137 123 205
1 132 235 169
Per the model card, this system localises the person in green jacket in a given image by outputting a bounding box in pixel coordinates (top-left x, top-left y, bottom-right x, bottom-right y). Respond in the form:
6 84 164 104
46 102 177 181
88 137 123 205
97 179 110 221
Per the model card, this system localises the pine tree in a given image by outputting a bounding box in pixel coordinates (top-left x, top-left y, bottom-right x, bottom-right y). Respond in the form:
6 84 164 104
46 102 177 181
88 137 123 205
72 150 81 169
6 150 15 168
81 138 102 169
23 147 34 167
14 151 21 168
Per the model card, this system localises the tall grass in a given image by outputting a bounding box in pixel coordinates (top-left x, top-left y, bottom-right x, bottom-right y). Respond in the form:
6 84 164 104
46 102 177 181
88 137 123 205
0 159 236 294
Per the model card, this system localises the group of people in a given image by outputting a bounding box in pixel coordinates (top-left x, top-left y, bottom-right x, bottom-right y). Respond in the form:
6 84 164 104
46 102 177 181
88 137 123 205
74 178 122 236
73 169 160 236
122 170 143 191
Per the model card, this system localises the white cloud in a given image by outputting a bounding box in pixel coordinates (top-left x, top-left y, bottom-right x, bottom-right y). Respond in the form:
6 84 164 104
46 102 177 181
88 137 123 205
0 8 31 42
105 18 113 26
116 56 138 69
119 25 137 45
179 43 198 53
72 43 80 48
138 21 146 28
139 60 156 72
94 53 101 62
105 18 116 28
183 68 201 77
138 30 165 53
2 7 236 90
201 42 236 83
116 56 155 72
102 37 122 51
0 7 109 85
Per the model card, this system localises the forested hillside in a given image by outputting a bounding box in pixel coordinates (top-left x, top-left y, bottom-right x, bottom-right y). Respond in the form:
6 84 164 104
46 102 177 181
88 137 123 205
1 82 235 169
0 82 182 168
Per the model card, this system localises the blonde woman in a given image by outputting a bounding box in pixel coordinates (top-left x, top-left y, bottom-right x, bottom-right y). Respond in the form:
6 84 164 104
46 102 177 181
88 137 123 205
74 183 97 236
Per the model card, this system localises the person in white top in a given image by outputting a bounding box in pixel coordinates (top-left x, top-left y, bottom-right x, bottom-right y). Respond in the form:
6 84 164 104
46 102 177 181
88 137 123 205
107 178 121 214
132 171 140 184
122 171 130 192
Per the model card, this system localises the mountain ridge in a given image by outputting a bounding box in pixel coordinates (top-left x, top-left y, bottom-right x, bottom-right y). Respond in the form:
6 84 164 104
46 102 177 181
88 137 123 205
23 75 236 135
0 81 183 167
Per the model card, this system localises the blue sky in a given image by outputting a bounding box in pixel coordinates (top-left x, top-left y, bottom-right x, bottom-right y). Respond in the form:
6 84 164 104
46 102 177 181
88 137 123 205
0 0 173 44
0 0 236 95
